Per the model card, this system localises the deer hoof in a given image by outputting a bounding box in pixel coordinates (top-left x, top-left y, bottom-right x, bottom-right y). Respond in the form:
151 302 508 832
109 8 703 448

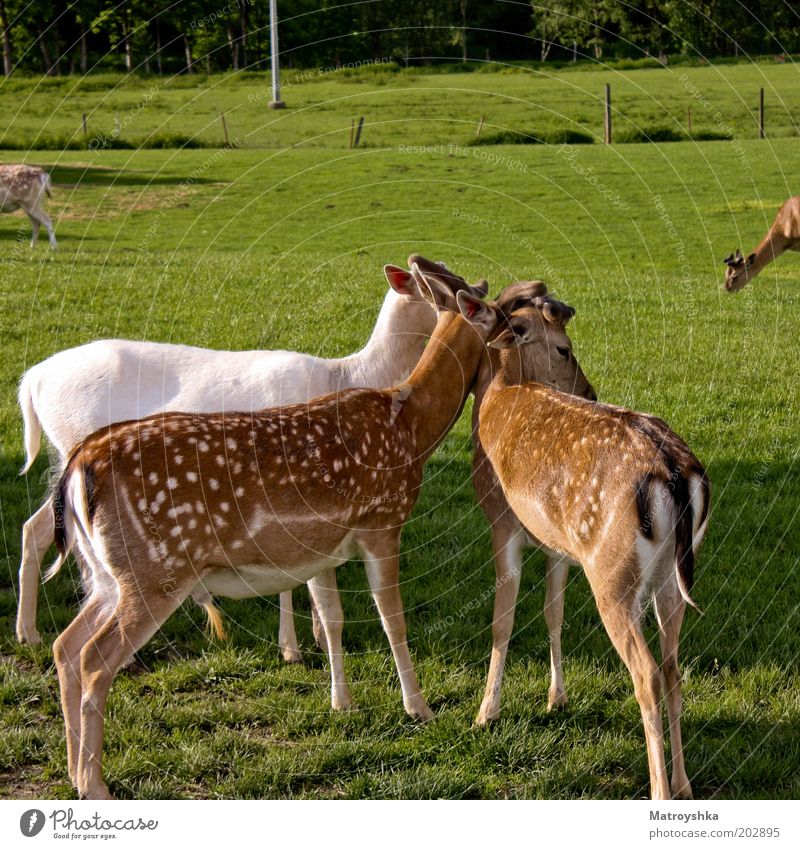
281 647 304 664
407 701 434 723
17 629 42 646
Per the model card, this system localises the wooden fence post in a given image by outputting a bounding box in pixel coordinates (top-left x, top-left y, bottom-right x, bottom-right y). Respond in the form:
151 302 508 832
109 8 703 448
687 106 692 134
759 88 765 138
220 111 230 146
476 114 485 139
604 83 612 144
353 116 365 148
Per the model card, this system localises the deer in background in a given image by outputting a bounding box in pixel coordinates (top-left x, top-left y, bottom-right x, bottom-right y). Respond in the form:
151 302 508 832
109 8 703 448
470 281 596 725
48 268 499 799
459 298 710 800
0 164 57 248
16 256 484 680
724 195 800 291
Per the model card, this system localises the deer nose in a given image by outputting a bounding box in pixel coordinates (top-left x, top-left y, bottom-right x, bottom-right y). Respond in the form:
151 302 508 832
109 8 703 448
586 388 598 402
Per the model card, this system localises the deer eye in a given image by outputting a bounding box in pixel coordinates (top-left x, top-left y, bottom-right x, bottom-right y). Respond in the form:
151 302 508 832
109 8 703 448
556 346 570 360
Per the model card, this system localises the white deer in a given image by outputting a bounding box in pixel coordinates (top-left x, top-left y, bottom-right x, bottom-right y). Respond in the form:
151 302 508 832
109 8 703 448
16 256 485 679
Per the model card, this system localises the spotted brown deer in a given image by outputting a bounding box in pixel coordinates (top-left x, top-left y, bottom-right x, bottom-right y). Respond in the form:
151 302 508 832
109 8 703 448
48 270 499 799
723 195 800 291
16 256 483 681
470 282 596 725
0 163 57 248
459 299 710 800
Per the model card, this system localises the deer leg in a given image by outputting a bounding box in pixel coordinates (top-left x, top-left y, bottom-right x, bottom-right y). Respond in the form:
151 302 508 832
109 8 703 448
589 575 670 800
360 531 432 722
306 569 352 711
16 499 54 645
31 208 56 249
28 215 41 248
310 592 328 652
654 575 692 800
52 595 114 786
544 553 570 711
475 524 524 726
278 591 303 663
45 214 57 249
76 583 188 800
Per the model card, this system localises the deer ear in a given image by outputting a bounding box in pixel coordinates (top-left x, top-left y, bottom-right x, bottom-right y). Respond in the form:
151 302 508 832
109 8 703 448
542 300 576 325
746 252 756 268
415 267 452 309
384 264 416 296
487 326 518 349
472 278 489 297
457 290 495 331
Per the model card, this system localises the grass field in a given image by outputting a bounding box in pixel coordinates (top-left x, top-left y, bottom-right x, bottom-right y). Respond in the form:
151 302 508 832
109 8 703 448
0 63 799 800
2 60 800 150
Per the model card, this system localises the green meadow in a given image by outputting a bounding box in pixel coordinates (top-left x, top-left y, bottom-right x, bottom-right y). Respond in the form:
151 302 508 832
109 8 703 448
0 63 798 799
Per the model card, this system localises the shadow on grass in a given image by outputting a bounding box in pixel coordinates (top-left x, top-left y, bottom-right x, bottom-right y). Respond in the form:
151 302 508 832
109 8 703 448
44 163 220 188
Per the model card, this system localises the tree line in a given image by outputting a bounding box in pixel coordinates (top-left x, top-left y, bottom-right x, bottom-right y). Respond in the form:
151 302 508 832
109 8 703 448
0 1 796 77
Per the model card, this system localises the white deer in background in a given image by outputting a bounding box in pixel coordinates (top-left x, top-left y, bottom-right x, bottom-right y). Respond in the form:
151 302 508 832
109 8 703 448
16 256 485 682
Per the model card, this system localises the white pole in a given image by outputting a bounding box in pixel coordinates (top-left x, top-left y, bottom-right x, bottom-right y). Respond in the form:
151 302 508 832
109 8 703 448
268 0 285 108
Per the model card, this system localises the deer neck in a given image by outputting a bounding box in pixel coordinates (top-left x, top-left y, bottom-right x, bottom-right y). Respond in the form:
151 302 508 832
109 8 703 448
402 311 487 460
337 290 432 388
750 227 793 278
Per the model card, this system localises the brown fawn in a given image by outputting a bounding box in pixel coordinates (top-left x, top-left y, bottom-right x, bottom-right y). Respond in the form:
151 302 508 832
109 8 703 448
470 282 596 725
458 296 710 800
48 267 498 799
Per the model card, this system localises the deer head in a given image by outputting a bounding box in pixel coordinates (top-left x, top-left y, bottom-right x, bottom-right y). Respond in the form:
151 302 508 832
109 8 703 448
723 248 756 292
495 282 595 399
459 294 595 400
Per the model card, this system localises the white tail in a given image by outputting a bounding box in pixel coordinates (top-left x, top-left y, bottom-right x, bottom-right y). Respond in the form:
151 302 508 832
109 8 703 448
18 372 42 474
40 171 52 198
